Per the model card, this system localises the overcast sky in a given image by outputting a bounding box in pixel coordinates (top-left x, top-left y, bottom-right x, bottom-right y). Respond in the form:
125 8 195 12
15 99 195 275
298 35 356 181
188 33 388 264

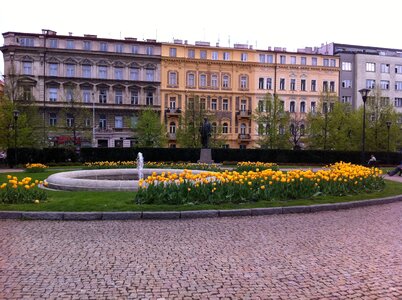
1 0 401 77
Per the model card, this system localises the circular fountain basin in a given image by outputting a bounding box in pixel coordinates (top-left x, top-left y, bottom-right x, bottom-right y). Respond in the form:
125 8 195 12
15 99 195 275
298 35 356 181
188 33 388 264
45 168 208 192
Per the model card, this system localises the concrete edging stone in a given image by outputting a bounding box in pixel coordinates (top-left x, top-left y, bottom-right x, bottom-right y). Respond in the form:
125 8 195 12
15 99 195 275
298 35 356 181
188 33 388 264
1 194 401 221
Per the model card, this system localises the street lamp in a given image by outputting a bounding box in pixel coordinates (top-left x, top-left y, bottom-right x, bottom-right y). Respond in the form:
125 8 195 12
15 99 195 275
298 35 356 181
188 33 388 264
92 92 96 147
386 120 391 164
359 88 370 164
13 110 19 166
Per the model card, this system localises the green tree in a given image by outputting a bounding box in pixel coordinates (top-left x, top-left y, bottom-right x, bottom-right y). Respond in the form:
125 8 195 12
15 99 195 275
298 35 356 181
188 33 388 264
364 87 400 151
135 108 166 147
253 93 290 149
0 95 37 149
57 87 92 147
176 96 202 148
289 113 306 150
306 91 360 150
2 66 42 147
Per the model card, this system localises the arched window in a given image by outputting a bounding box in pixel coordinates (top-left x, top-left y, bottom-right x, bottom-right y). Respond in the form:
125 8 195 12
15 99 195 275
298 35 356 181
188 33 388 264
300 101 306 113
290 124 295 135
169 122 176 134
265 123 270 135
258 100 264 112
222 122 228 134
300 124 305 136
290 101 296 112
240 123 247 134
210 122 217 133
258 124 264 135
279 125 285 135
222 74 230 88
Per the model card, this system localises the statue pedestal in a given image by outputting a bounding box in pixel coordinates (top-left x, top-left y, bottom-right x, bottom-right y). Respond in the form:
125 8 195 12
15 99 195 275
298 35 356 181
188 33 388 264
198 148 214 164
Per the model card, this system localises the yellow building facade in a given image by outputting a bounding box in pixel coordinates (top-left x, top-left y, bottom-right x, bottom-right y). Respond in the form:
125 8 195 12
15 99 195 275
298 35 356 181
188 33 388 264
161 43 339 149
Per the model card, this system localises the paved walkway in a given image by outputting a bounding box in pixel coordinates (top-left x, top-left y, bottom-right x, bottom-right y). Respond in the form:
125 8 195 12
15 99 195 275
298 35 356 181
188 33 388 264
1 202 402 299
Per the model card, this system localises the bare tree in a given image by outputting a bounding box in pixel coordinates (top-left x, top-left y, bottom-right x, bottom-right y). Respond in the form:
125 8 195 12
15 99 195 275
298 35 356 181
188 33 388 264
253 93 290 149
289 113 305 150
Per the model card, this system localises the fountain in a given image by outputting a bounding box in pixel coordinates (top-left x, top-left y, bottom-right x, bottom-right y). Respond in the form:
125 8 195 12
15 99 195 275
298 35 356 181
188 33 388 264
137 152 144 180
44 156 209 192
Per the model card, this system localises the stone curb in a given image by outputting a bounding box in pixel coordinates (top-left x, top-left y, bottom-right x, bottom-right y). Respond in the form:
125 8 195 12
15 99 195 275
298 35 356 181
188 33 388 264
1 195 402 221
180 210 219 219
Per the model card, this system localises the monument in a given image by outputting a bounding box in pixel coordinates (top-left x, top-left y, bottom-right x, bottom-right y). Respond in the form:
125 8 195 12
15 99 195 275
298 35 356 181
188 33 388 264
198 117 214 164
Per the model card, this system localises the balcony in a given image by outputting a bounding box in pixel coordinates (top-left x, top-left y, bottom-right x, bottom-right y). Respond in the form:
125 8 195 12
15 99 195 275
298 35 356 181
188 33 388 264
168 133 177 141
165 108 181 117
112 127 132 132
95 127 132 133
238 133 251 142
236 110 252 119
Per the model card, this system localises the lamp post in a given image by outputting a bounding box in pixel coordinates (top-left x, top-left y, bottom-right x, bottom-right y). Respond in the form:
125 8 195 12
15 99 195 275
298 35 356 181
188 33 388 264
386 120 391 164
92 92 96 147
359 88 370 164
13 110 19 166
42 29 49 147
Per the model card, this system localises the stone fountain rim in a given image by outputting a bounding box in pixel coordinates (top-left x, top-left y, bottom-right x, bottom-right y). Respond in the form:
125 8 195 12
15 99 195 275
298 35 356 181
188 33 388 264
45 168 209 192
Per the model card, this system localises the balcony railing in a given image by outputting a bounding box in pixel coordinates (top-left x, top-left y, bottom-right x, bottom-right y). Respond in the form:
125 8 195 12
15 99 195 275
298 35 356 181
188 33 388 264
236 110 252 119
238 133 251 141
165 108 181 116
168 133 177 140
95 127 132 133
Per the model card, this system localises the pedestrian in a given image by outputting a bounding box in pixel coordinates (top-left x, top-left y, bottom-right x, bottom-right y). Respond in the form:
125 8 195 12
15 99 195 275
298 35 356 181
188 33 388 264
387 162 402 176
0 150 6 163
368 154 376 166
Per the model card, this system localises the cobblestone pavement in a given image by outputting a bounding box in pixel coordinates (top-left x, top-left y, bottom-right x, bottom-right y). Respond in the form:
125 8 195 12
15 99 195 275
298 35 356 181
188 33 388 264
1 203 402 299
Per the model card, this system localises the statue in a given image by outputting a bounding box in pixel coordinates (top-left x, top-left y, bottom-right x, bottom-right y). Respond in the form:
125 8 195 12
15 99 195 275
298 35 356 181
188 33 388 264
200 117 212 148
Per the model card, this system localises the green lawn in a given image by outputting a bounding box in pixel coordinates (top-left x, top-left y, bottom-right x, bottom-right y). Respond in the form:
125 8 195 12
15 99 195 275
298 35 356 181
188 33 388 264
0 168 401 212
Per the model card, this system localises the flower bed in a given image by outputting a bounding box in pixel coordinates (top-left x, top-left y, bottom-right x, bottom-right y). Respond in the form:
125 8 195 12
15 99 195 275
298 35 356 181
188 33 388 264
235 161 279 172
84 161 221 171
25 163 48 173
135 162 385 205
0 175 47 204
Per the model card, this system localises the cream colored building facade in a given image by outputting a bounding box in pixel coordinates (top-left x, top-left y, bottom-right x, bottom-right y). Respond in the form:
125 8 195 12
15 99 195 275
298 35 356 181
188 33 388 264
162 42 339 148
161 41 256 148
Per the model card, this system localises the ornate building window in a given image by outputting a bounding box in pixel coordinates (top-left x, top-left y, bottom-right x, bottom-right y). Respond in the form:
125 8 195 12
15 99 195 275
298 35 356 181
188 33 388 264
131 90 139 105
240 75 248 89
222 74 230 88
146 90 154 105
187 73 195 87
168 71 178 86
211 74 218 88
49 87 58 102
130 67 139 80
222 122 228 134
